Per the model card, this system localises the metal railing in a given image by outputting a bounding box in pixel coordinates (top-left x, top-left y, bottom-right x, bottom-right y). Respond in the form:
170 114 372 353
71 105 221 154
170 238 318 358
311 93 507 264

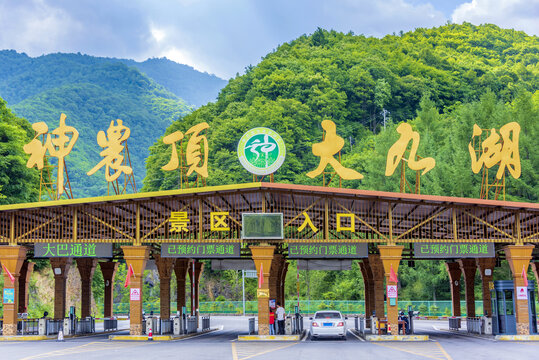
18 319 39 335
46 319 63 335
248 317 256 335
201 316 210 331
76 318 95 334
466 317 483 334
186 317 197 334
103 318 118 332
160 319 173 335
449 317 461 330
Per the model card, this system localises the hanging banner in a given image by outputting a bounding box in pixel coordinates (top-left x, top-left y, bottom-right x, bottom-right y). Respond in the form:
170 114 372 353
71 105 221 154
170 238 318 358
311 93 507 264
288 242 368 258
161 243 240 258
414 243 494 258
3 288 15 304
34 243 112 258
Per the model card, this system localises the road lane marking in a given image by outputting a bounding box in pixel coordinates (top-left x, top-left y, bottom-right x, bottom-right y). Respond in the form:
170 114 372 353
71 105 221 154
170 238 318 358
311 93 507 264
435 341 453 360
347 329 365 341
19 340 152 360
373 341 450 360
232 341 298 360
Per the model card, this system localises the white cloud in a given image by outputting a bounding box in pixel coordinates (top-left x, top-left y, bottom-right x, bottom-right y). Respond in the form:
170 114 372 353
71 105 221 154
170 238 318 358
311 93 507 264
0 0 81 56
452 0 539 35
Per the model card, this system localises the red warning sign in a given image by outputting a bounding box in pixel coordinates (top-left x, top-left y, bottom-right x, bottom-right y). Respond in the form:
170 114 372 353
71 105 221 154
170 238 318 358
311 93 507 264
387 285 398 299
130 287 141 301
516 286 528 300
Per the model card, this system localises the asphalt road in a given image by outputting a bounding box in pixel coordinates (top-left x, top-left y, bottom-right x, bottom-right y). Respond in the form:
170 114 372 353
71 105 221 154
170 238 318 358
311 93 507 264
1 317 538 360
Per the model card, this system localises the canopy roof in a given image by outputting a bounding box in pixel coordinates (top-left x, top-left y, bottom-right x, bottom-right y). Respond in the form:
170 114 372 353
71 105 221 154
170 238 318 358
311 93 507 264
0 182 537 246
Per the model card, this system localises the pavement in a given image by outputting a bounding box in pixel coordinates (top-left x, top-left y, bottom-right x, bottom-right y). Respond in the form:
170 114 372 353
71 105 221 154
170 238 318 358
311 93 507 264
1 317 539 359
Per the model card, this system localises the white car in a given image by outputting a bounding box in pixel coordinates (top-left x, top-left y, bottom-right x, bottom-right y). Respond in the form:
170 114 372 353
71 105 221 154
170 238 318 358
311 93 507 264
310 310 347 340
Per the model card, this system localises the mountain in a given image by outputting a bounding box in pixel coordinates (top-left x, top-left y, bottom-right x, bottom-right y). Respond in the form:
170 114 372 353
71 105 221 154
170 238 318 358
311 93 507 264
0 51 224 199
143 23 538 202
121 57 227 107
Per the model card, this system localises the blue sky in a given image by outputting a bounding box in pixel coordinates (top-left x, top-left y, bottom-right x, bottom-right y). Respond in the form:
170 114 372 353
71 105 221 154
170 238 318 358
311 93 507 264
0 0 537 79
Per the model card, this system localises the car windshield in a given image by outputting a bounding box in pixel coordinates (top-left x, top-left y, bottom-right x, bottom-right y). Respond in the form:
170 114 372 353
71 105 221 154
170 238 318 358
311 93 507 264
315 312 341 319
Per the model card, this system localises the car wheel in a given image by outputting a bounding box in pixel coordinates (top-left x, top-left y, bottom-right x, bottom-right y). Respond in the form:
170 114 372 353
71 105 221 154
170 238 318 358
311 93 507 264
310 336 316 341
342 336 347 341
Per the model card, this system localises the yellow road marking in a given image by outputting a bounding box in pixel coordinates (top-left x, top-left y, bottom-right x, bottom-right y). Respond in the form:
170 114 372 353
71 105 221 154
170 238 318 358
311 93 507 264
231 341 298 360
435 341 453 360
374 341 450 360
231 341 239 360
19 340 152 360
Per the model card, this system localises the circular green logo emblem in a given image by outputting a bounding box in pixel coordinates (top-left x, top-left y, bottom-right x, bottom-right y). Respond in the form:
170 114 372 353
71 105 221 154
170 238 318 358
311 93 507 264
237 128 286 175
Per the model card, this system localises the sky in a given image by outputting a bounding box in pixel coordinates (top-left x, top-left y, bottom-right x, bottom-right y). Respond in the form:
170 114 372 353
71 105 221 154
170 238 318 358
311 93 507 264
0 0 537 79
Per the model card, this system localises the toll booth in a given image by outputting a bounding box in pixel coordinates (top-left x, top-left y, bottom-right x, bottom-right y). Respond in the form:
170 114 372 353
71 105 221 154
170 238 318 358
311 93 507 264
491 280 537 335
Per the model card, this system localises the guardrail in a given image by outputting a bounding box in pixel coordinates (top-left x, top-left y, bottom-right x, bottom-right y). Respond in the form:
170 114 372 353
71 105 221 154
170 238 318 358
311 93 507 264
76 318 95 334
103 318 118 332
449 317 461 330
201 316 210 331
248 317 256 335
186 317 197 334
18 319 39 335
466 317 483 334
160 319 173 335
45 319 63 335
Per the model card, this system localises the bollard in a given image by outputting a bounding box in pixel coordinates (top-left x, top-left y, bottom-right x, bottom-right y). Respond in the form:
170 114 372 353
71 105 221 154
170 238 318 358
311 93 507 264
148 325 153 341
57 327 64 342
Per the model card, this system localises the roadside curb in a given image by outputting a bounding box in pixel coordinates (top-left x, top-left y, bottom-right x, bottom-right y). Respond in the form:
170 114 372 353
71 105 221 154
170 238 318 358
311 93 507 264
495 335 539 341
109 327 217 341
365 334 429 341
0 335 52 341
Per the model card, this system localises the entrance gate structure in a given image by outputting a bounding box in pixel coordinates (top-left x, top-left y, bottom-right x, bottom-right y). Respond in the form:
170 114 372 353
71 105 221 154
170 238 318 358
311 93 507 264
0 182 538 335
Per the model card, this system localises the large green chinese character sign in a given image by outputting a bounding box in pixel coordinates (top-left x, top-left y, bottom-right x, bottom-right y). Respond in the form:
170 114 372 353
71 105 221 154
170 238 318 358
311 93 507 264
237 128 286 175
414 242 494 258
288 243 368 258
161 243 240 258
34 243 112 258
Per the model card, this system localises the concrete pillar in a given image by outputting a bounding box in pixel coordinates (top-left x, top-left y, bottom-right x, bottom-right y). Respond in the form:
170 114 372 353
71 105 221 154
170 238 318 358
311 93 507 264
379 245 404 335
154 253 175 319
250 245 275 335
99 261 118 318
504 245 534 334
368 254 385 319
188 260 204 326
476 258 496 317
18 261 34 314
446 262 462 316
269 254 284 302
360 259 375 319
121 246 150 335
0 246 27 335
174 259 189 315
278 261 288 308
531 262 539 299
76 258 97 318
458 259 477 318
50 257 72 320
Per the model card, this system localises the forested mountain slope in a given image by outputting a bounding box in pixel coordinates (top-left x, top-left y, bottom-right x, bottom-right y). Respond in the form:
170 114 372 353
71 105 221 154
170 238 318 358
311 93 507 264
144 23 538 202
0 52 224 198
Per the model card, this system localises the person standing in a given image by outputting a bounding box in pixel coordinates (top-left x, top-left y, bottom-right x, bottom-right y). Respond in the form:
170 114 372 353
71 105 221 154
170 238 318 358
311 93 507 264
275 302 286 335
269 308 275 335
